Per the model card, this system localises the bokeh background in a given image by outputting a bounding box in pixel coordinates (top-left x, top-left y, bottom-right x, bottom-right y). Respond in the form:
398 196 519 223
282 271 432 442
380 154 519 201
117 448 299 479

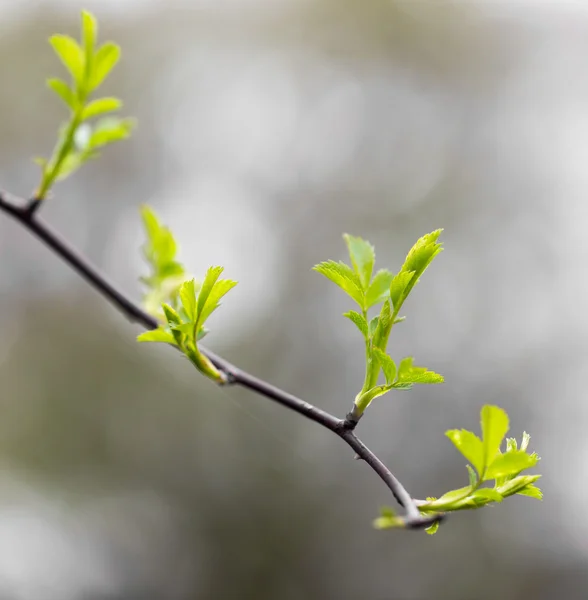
0 0 586 598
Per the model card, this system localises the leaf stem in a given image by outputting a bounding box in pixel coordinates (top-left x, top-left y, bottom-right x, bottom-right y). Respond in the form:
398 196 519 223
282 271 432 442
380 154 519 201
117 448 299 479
35 106 84 201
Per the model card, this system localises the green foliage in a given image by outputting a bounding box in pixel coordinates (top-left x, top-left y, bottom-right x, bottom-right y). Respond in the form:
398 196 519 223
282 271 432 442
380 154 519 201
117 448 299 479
137 206 237 383
314 232 444 416
35 10 134 200
375 405 542 532
139 205 187 318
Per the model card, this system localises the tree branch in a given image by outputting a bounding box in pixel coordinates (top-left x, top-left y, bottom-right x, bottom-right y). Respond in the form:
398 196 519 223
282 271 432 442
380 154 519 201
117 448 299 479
0 189 442 530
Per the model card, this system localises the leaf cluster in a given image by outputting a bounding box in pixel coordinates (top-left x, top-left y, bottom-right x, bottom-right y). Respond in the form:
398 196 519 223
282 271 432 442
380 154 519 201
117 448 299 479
314 232 444 415
375 405 542 534
137 207 237 382
35 10 134 199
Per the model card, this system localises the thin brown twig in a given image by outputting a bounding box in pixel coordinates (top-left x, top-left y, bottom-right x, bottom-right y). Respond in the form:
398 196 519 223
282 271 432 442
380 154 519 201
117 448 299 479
0 189 443 531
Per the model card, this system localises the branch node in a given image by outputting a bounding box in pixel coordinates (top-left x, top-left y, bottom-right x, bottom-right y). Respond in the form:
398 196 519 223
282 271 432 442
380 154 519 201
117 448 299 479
24 197 43 218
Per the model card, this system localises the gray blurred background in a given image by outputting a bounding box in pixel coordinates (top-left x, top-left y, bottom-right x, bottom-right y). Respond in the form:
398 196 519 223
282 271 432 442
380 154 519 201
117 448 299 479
0 0 584 598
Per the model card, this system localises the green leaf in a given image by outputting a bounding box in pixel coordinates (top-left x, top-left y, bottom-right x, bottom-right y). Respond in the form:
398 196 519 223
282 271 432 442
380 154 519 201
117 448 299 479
355 384 393 409
137 329 176 344
402 229 444 276
484 451 538 481
179 279 197 322
89 41 120 90
196 266 224 319
481 405 509 473
47 78 76 109
372 348 397 385
430 486 473 507
81 97 122 120
343 310 368 338
368 316 379 337
466 464 477 488
49 34 85 85
425 521 440 535
171 323 195 337
53 149 98 182
81 10 97 62
445 429 484 476
365 269 394 308
390 229 443 316
396 357 444 384
141 205 179 269
199 279 238 324
162 303 181 325
142 205 161 244
389 271 414 315
506 437 518 453
470 488 503 504
497 474 541 498
313 260 364 308
343 234 375 290
372 300 392 349
139 206 187 316
88 117 134 148
373 507 405 530
517 484 543 500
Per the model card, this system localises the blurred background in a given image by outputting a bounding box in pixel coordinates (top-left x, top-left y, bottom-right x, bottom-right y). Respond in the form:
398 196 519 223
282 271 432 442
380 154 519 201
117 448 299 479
0 0 585 598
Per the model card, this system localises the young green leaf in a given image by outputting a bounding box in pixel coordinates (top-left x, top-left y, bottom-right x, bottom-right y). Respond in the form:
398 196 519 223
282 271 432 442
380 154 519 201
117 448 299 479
196 266 224 318
141 206 179 269
49 34 85 85
88 116 134 148
81 10 97 63
389 270 415 315
47 78 76 109
343 310 368 338
470 488 503 504
396 357 444 385
343 234 375 290
402 229 444 277
390 230 443 316
517 484 543 500
137 329 176 344
52 149 97 182
89 42 120 90
81 97 122 120
373 507 405 530
484 451 538 481
425 521 440 535
496 474 542 498
313 260 364 308
365 269 394 308
368 316 379 338
162 303 181 325
179 279 197 322
428 486 473 508
372 348 397 385
355 384 393 410
445 429 484 476
466 464 477 488
199 279 238 325
372 300 392 350
171 322 196 337
481 405 509 474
